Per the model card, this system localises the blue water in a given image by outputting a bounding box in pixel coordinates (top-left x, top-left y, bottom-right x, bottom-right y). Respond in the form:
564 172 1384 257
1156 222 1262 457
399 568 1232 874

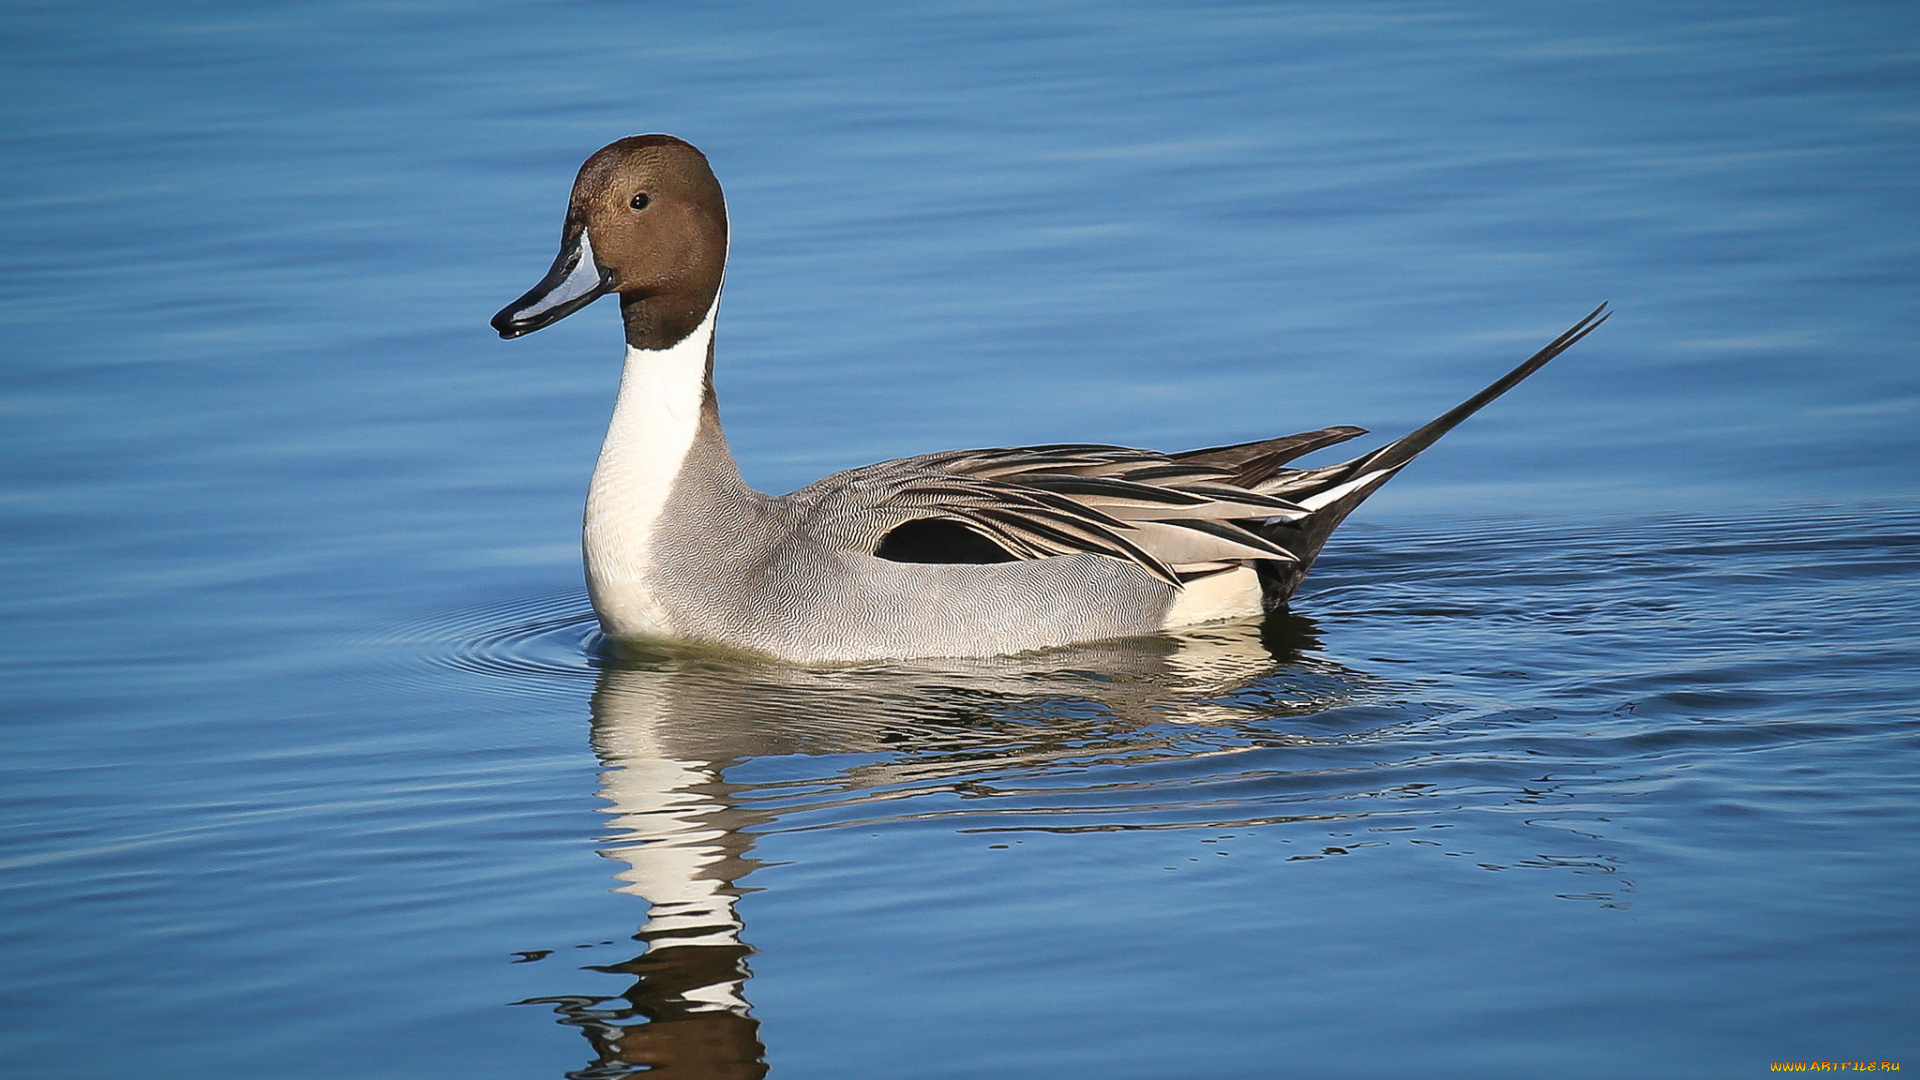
3 1 1917 1077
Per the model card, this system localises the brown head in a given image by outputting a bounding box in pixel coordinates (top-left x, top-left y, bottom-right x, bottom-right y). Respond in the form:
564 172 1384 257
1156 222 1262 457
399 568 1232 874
491 135 728 350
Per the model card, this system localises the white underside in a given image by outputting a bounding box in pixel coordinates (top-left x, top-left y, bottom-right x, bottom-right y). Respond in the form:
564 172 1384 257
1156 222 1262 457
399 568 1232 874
1160 564 1263 628
584 302 719 639
1151 466 1401 632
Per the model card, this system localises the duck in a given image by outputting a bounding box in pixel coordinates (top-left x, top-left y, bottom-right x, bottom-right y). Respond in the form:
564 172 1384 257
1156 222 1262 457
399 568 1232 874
491 134 1607 665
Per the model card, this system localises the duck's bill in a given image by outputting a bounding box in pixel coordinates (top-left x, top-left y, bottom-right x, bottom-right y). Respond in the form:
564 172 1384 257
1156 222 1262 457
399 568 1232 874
490 230 615 339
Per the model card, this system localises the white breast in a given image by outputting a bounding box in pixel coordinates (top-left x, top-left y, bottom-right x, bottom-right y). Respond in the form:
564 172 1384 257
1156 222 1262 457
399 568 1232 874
583 302 719 638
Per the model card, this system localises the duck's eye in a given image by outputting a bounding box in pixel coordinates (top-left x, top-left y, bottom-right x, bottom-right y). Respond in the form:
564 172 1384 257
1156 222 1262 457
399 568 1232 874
630 192 651 210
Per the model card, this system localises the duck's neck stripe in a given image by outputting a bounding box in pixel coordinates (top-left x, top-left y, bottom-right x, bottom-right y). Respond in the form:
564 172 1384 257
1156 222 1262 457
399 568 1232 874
583 300 720 637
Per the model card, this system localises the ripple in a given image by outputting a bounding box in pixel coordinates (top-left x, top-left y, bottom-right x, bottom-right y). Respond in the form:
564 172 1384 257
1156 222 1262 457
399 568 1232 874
354 505 1920 838
323 504 1920 953
360 591 602 699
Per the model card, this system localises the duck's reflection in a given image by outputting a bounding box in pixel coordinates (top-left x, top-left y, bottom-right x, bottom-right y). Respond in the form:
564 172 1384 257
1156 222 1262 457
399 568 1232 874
527 615 1328 1079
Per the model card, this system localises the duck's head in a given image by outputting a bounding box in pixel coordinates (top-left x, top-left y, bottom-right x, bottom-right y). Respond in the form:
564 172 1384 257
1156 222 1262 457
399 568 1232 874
491 134 728 351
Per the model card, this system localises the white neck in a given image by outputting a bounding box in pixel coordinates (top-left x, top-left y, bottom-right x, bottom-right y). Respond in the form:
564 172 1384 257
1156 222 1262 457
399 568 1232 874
583 302 719 638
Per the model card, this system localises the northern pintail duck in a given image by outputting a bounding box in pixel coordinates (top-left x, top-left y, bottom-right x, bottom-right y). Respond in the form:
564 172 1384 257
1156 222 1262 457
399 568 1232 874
491 135 1606 665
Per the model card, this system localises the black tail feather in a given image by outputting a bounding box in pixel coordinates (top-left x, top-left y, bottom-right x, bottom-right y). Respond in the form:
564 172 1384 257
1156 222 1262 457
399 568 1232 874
1351 301 1609 476
1254 303 1609 610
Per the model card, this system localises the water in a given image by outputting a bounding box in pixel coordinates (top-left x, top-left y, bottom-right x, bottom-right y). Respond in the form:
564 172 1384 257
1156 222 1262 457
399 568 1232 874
3 1 1917 1076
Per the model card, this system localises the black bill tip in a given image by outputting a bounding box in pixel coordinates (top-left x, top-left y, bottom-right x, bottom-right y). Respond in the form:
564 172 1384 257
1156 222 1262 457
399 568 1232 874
490 232 616 339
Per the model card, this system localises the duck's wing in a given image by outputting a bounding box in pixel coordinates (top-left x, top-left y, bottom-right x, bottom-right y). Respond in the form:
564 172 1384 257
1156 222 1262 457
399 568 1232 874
818 443 1324 587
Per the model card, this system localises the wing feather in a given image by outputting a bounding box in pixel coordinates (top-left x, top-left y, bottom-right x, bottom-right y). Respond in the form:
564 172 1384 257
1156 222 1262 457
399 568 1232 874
853 438 1325 587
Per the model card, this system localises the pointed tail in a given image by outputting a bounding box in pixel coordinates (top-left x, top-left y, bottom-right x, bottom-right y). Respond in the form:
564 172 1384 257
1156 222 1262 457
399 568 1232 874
1252 303 1610 609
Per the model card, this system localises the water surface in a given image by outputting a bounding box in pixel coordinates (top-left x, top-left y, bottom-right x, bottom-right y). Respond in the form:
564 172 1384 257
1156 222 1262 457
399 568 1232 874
2 1 1917 1077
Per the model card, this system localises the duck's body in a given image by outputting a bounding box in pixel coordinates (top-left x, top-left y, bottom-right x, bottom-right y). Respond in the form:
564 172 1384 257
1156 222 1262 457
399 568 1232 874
493 135 1606 665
